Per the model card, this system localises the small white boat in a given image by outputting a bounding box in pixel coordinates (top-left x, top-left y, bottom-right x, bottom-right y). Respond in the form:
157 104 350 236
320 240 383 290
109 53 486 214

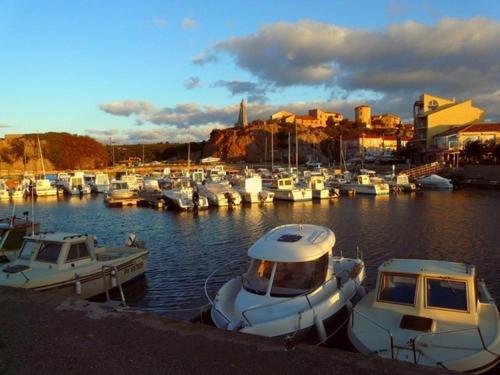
348 259 500 373
163 179 209 211
387 174 417 192
0 232 148 299
90 172 110 193
307 175 331 200
119 171 143 191
106 180 135 200
206 224 366 342
417 174 453 190
267 177 312 202
198 182 241 207
234 175 274 204
0 214 39 263
34 178 58 197
62 171 91 195
341 174 390 195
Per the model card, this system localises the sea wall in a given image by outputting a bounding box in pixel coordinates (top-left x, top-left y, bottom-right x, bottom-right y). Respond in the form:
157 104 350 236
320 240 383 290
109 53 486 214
0 287 451 374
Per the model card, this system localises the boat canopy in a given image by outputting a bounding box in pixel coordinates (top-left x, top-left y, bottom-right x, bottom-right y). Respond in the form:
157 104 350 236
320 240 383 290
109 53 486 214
248 224 335 262
379 258 475 279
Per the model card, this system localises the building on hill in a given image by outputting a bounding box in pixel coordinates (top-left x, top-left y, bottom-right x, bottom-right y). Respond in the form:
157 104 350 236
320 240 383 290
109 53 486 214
270 108 343 127
343 134 410 158
412 93 485 157
308 109 343 125
236 99 248 128
355 105 372 128
371 113 400 129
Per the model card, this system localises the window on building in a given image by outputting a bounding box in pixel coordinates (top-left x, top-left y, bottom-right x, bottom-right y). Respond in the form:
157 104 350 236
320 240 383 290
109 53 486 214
426 278 468 311
379 273 418 305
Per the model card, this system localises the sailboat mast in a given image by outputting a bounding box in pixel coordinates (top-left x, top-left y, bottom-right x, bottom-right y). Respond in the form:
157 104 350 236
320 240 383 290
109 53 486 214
37 134 46 178
295 122 299 172
288 132 291 170
271 128 274 171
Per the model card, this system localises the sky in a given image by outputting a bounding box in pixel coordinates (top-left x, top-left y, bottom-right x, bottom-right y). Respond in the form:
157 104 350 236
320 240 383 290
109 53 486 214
1 0 499 144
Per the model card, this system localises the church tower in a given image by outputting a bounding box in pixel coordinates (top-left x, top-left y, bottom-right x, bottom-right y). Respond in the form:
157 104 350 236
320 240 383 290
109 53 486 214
236 98 248 128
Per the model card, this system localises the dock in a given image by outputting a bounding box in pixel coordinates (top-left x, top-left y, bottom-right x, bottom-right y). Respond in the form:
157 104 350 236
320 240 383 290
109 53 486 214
0 287 450 374
104 196 142 207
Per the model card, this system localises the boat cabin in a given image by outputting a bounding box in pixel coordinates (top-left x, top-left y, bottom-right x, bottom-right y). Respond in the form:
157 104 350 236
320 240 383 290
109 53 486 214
374 259 481 327
357 175 371 185
8 232 97 271
242 224 334 298
308 175 326 190
94 173 110 186
271 177 295 191
110 181 130 191
0 217 40 261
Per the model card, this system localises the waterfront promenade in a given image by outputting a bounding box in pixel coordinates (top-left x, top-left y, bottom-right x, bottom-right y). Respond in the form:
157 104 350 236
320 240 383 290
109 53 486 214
0 287 450 375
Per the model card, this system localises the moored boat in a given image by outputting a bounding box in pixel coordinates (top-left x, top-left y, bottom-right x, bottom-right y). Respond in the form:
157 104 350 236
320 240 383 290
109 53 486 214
206 224 366 342
348 258 500 373
0 232 148 299
267 177 312 202
341 174 390 195
198 182 241 207
0 214 40 263
417 174 453 190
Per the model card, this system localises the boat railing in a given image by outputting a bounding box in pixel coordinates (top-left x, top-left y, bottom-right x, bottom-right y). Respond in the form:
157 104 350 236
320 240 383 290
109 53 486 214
240 276 337 327
411 326 497 366
351 308 395 360
204 259 247 305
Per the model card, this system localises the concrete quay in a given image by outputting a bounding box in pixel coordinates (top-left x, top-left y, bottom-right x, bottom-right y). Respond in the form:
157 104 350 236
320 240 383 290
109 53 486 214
0 288 451 375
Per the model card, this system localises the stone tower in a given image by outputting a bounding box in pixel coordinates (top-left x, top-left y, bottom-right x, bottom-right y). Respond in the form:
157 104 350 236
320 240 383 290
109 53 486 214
237 99 248 128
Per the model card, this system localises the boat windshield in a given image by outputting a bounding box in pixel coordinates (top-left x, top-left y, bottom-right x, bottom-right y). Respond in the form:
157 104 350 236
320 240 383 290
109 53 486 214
18 240 37 261
35 242 62 263
426 278 468 311
243 259 274 295
270 253 329 297
379 273 417 306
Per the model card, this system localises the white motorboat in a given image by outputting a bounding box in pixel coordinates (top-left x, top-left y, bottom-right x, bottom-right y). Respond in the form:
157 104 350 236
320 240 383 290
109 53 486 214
307 175 331 200
267 177 312 202
198 182 241 207
341 174 390 195
119 171 143 191
417 174 453 190
106 180 135 200
206 165 227 183
0 180 10 200
62 171 91 195
206 224 366 342
34 178 58 197
90 172 110 193
163 179 209 211
348 259 500 373
234 175 274 204
9 186 25 199
0 214 39 263
0 232 148 299
387 174 417 192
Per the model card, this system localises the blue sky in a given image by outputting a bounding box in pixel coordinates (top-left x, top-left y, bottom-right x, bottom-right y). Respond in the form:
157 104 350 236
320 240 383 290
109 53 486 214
1 0 499 143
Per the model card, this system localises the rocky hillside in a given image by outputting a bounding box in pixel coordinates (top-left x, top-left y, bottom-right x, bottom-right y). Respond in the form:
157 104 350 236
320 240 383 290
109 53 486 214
0 133 108 172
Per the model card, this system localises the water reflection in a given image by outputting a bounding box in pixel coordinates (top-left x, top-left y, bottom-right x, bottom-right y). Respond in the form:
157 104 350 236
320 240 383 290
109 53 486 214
0 189 499 319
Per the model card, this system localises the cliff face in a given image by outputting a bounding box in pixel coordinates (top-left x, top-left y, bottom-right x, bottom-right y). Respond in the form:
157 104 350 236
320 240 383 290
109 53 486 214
0 133 108 172
205 123 338 163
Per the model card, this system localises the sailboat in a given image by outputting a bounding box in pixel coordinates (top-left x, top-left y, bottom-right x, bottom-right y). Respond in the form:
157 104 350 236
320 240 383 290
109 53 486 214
33 135 57 197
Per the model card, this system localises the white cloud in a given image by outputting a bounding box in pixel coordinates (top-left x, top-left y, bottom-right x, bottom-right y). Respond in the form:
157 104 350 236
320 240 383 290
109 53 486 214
152 17 167 29
182 17 197 30
194 17 500 119
184 76 201 90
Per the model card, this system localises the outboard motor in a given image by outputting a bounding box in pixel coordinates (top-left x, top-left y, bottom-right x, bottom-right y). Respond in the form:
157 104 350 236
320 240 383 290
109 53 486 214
225 192 235 206
77 184 83 196
192 191 200 211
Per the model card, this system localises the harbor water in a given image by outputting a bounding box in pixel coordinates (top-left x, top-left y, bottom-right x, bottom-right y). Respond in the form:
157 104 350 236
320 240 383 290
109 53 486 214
2 189 499 319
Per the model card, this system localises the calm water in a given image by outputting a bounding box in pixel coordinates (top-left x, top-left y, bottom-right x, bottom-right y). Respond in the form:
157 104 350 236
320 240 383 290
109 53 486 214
2 190 499 319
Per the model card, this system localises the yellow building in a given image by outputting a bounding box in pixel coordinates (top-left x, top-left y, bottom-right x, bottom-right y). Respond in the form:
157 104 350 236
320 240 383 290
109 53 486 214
355 105 372 128
413 93 485 153
308 109 343 125
371 113 400 129
270 110 295 121
344 134 410 157
434 123 500 151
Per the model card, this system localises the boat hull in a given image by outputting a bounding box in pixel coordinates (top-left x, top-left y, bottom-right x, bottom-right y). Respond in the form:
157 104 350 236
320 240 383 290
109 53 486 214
273 189 312 201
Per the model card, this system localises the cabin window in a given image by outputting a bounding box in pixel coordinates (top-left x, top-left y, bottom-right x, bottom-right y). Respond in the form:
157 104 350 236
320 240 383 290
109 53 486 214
379 273 418 305
35 242 62 263
66 242 90 262
2 228 27 250
18 240 37 260
270 253 329 297
243 259 274 295
426 278 468 311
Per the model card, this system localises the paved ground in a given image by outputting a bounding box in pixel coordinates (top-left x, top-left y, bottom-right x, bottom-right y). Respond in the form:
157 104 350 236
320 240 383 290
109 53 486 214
0 287 451 375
